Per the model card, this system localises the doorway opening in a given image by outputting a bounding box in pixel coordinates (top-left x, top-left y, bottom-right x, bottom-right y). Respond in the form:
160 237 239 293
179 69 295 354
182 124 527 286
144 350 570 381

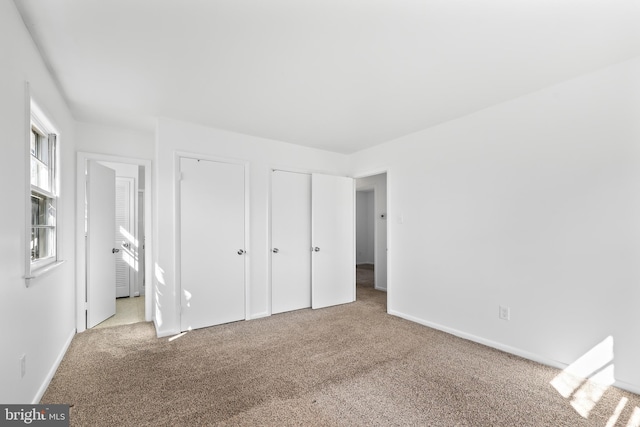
355 172 387 308
76 153 152 333
92 297 145 329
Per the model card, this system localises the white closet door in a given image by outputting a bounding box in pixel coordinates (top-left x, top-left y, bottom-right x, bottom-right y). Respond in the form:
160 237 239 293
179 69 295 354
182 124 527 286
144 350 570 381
180 158 245 331
271 171 311 314
87 161 116 328
115 177 134 298
311 174 355 309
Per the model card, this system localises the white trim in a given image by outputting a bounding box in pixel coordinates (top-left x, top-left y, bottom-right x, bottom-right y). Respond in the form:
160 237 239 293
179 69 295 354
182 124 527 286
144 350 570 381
352 167 390 180
173 154 181 330
76 152 153 333
355 186 376 271
614 380 640 396
24 83 31 286
25 260 66 281
32 328 75 404
389 309 566 368
352 178 356 302
244 160 251 320
267 169 273 317
388 309 640 396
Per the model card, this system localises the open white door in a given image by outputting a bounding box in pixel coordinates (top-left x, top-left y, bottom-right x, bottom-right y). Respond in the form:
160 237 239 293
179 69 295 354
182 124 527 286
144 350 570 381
311 174 355 309
180 158 246 331
271 171 312 314
86 161 116 328
115 177 135 298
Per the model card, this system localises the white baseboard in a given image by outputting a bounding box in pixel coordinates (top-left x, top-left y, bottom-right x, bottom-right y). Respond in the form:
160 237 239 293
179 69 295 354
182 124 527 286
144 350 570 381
33 328 75 404
615 379 640 395
388 310 566 369
387 309 640 396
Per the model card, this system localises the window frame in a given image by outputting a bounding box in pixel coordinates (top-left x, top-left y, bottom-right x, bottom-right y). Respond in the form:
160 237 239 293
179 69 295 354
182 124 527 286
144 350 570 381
25 94 64 283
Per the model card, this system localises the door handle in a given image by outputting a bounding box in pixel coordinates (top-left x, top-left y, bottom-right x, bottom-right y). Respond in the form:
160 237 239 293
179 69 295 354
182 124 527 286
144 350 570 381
313 247 320 252
123 242 130 249
272 248 279 253
237 249 245 255
112 248 120 254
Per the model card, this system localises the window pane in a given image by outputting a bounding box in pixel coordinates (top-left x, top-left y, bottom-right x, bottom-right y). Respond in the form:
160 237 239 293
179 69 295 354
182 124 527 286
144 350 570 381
40 137 49 165
31 131 48 164
37 160 50 192
31 194 55 226
30 130 51 192
31 195 41 225
31 227 55 261
31 158 51 192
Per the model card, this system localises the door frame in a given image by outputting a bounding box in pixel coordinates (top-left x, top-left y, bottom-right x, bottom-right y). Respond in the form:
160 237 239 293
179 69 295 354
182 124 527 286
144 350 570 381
353 168 390 309
355 186 376 269
76 152 153 333
174 151 251 326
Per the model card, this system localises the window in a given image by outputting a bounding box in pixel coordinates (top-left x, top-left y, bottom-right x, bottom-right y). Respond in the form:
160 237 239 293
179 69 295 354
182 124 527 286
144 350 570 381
27 103 60 277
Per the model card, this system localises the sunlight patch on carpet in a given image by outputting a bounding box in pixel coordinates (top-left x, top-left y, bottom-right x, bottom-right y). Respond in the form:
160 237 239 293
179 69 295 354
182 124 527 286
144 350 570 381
550 336 614 418
627 406 640 427
168 332 188 342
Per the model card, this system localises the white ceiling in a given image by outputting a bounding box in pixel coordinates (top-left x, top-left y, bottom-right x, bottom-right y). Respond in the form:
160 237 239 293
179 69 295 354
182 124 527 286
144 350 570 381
14 0 640 154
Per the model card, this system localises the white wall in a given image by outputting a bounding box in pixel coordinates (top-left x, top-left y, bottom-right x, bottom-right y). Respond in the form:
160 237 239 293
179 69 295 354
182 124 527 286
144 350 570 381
0 0 77 403
356 174 388 290
76 121 154 160
356 191 375 264
351 56 640 393
154 118 350 337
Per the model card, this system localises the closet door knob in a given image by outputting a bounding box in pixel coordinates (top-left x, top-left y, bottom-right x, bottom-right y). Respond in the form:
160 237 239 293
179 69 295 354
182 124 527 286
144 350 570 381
313 247 320 252
237 249 245 255
112 248 120 254
272 248 279 253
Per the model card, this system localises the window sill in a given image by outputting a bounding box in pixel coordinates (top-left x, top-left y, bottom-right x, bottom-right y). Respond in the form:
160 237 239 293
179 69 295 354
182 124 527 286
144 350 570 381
25 260 66 286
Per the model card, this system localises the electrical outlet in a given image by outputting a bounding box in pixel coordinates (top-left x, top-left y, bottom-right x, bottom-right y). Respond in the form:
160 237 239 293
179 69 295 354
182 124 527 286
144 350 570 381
499 306 510 321
20 354 26 378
